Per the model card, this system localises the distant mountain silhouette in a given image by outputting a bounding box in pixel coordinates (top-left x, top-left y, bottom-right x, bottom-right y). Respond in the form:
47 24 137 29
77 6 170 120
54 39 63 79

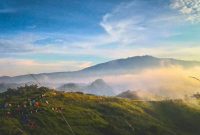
58 83 85 92
0 55 200 84
58 79 114 96
85 79 114 96
117 90 163 100
117 90 141 100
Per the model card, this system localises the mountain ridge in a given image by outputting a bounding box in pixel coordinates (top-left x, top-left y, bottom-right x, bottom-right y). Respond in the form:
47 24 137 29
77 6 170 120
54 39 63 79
1 55 200 77
1 55 200 84
58 79 115 96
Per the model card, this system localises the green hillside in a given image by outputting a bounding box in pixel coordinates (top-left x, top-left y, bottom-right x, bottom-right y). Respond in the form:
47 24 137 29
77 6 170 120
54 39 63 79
1 85 200 135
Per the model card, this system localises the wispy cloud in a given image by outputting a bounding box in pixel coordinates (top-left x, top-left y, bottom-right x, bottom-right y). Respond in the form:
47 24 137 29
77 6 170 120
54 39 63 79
1 31 200 62
26 25 37 29
0 58 92 76
99 0 184 46
0 33 43 54
171 0 200 23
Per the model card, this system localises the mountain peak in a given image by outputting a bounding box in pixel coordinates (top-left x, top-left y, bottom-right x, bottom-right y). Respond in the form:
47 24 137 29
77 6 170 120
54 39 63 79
91 79 106 85
90 79 112 90
1 56 200 86
87 79 114 96
130 55 155 58
126 55 157 60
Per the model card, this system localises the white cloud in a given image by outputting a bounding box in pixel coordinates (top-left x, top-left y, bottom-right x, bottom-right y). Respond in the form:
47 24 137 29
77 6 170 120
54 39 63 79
0 32 113 55
0 58 92 76
171 0 200 23
0 33 45 53
99 1 183 46
26 25 37 29
1 32 200 62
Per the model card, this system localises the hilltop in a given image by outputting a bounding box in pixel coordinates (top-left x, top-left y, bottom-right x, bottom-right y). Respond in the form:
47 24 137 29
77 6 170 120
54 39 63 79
117 90 164 100
1 85 200 135
58 79 115 96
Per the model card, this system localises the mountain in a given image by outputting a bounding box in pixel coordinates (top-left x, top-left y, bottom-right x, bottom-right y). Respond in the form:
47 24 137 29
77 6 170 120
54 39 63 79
1 55 200 84
117 90 163 100
80 55 200 74
1 85 200 135
58 82 85 92
58 79 114 96
117 90 141 99
84 79 114 96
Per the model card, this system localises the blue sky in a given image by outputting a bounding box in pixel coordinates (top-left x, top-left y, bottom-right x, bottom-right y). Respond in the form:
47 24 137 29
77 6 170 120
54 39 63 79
0 0 200 76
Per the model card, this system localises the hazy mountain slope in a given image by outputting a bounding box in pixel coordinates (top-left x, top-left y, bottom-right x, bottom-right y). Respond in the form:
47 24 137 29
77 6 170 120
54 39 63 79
80 55 200 73
58 79 115 96
1 55 200 84
1 86 200 135
0 82 36 92
58 83 85 92
117 90 163 100
117 90 141 99
0 83 21 92
84 79 114 96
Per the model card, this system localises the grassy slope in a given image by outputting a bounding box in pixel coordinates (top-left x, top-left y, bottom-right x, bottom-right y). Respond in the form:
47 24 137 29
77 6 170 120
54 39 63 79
1 86 200 135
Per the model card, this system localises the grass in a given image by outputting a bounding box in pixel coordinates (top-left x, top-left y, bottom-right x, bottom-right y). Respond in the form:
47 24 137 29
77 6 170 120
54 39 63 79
1 85 200 135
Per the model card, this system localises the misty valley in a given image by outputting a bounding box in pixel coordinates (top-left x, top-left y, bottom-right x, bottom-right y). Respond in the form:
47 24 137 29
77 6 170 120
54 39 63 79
1 56 200 135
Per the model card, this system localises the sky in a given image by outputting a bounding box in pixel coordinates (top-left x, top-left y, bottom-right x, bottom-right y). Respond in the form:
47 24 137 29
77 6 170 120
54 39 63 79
0 0 200 76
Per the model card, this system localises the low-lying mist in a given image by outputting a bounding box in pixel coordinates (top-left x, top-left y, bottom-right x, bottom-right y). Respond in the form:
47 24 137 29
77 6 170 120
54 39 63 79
29 66 200 99
101 66 200 99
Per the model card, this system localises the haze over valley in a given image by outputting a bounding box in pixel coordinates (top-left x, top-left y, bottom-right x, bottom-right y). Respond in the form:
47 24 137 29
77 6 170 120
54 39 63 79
1 55 200 99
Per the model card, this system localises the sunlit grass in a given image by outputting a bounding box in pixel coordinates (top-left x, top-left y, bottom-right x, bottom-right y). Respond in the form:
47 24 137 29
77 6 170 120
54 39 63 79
1 85 200 135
